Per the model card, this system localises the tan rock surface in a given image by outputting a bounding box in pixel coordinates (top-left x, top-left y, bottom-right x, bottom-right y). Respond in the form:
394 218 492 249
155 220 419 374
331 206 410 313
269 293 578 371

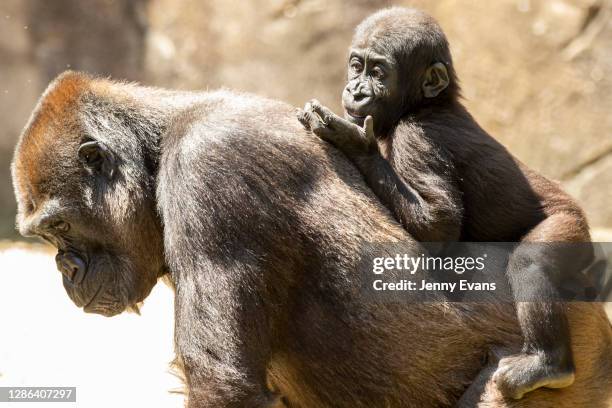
0 0 610 238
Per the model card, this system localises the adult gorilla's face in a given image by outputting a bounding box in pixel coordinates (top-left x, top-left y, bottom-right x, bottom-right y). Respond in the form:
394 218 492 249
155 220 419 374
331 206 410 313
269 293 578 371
11 73 166 317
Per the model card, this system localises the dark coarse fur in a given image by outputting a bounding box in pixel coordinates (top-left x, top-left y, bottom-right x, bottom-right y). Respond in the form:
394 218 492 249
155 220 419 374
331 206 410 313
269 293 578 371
298 7 602 400
12 71 612 407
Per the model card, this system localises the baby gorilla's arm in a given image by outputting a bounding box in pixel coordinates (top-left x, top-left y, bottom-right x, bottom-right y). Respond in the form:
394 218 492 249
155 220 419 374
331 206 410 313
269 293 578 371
297 100 462 243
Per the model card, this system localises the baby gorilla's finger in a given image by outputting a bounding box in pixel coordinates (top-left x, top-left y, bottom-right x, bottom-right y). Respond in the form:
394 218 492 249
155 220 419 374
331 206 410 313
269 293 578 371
296 109 311 129
363 116 375 140
307 99 321 109
308 100 338 126
300 110 327 135
304 102 326 124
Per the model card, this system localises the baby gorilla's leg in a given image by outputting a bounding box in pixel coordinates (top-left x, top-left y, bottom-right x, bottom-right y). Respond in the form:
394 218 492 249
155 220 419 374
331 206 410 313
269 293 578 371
492 299 576 399
494 225 592 399
493 280 575 399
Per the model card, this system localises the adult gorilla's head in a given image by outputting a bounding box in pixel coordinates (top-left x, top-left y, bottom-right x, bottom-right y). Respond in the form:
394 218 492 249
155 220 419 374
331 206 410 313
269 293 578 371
12 71 167 316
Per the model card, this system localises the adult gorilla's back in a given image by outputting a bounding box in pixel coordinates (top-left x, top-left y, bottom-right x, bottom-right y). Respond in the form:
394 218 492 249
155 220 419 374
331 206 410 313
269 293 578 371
12 73 611 407
157 91 611 408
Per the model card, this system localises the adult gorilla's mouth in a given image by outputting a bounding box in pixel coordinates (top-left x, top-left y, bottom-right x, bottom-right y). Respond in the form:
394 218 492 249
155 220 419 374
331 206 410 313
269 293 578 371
83 284 104 311
83 284 123 317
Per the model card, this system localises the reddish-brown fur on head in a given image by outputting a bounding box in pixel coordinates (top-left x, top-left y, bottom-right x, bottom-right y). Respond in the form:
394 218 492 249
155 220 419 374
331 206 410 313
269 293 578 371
13 71 92 219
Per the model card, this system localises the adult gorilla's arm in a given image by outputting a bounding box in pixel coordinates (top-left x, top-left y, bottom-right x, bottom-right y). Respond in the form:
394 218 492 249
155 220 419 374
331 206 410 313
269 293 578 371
158 111 277 407
172 264 274 407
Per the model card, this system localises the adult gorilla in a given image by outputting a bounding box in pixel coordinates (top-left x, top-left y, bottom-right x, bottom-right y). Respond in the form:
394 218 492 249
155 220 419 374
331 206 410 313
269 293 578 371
12 72 612 407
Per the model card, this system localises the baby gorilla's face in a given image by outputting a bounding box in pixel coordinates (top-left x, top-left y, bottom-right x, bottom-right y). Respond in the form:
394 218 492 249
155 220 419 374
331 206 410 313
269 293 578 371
342 47 400 129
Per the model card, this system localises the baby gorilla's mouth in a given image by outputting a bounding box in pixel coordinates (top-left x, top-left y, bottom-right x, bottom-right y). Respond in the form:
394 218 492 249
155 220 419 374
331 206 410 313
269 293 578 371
352 92 371 102
345 110 367 125
346 110 366 119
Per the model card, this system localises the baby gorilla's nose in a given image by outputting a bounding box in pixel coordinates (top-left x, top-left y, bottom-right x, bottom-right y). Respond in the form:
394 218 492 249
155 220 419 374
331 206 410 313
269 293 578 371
352 86 370 99
352 92 368 102
55 251 86 284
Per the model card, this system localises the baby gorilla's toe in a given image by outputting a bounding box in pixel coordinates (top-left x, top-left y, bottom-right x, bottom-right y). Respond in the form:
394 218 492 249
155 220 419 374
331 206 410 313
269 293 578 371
492 353 575 399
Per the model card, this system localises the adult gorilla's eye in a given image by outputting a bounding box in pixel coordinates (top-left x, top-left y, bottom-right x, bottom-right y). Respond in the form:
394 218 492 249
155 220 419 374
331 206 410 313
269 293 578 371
52 221 70 233
77 140 116 179
83 148 103 167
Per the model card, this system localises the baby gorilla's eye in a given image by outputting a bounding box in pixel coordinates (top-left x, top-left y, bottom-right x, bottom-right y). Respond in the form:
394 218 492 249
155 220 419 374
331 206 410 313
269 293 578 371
350 60 363 74
371 66 385 80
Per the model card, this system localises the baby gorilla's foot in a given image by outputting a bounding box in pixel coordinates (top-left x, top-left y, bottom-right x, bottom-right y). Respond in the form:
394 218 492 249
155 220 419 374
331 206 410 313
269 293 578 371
492 353 575 399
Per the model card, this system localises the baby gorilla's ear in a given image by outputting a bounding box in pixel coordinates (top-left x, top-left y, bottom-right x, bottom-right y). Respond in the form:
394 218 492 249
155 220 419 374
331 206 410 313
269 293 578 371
78 140 116 179
423 62 450 98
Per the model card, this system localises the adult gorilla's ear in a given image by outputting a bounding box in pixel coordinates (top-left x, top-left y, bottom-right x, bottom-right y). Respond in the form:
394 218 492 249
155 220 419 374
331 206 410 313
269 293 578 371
78 140 116 179
423 62 450 98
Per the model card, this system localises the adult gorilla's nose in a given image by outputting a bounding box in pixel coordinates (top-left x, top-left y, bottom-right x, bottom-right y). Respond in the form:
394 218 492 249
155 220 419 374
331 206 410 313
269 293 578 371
55 251 86 284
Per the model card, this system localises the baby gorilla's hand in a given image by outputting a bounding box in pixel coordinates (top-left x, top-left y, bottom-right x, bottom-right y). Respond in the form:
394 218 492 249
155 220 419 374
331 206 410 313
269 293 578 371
297 99 375 157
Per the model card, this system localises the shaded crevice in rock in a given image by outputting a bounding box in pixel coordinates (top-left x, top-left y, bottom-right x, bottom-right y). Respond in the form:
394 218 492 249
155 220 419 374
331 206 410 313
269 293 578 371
564 153 612 228
562 146 612 181
562 0 612 60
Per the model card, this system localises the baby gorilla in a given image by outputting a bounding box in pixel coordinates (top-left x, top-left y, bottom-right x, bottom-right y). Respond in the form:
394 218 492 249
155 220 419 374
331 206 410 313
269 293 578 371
298 7 593 399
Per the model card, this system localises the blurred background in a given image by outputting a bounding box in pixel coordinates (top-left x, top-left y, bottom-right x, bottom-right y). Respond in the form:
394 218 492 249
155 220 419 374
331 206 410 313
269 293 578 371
1 0 612 239
0 0 611 406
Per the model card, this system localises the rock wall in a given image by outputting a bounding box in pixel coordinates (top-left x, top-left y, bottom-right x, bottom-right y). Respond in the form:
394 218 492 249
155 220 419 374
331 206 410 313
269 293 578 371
1 0 610 238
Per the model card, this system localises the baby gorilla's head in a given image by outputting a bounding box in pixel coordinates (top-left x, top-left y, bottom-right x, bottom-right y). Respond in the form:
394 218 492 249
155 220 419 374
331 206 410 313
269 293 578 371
342 7 459 135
